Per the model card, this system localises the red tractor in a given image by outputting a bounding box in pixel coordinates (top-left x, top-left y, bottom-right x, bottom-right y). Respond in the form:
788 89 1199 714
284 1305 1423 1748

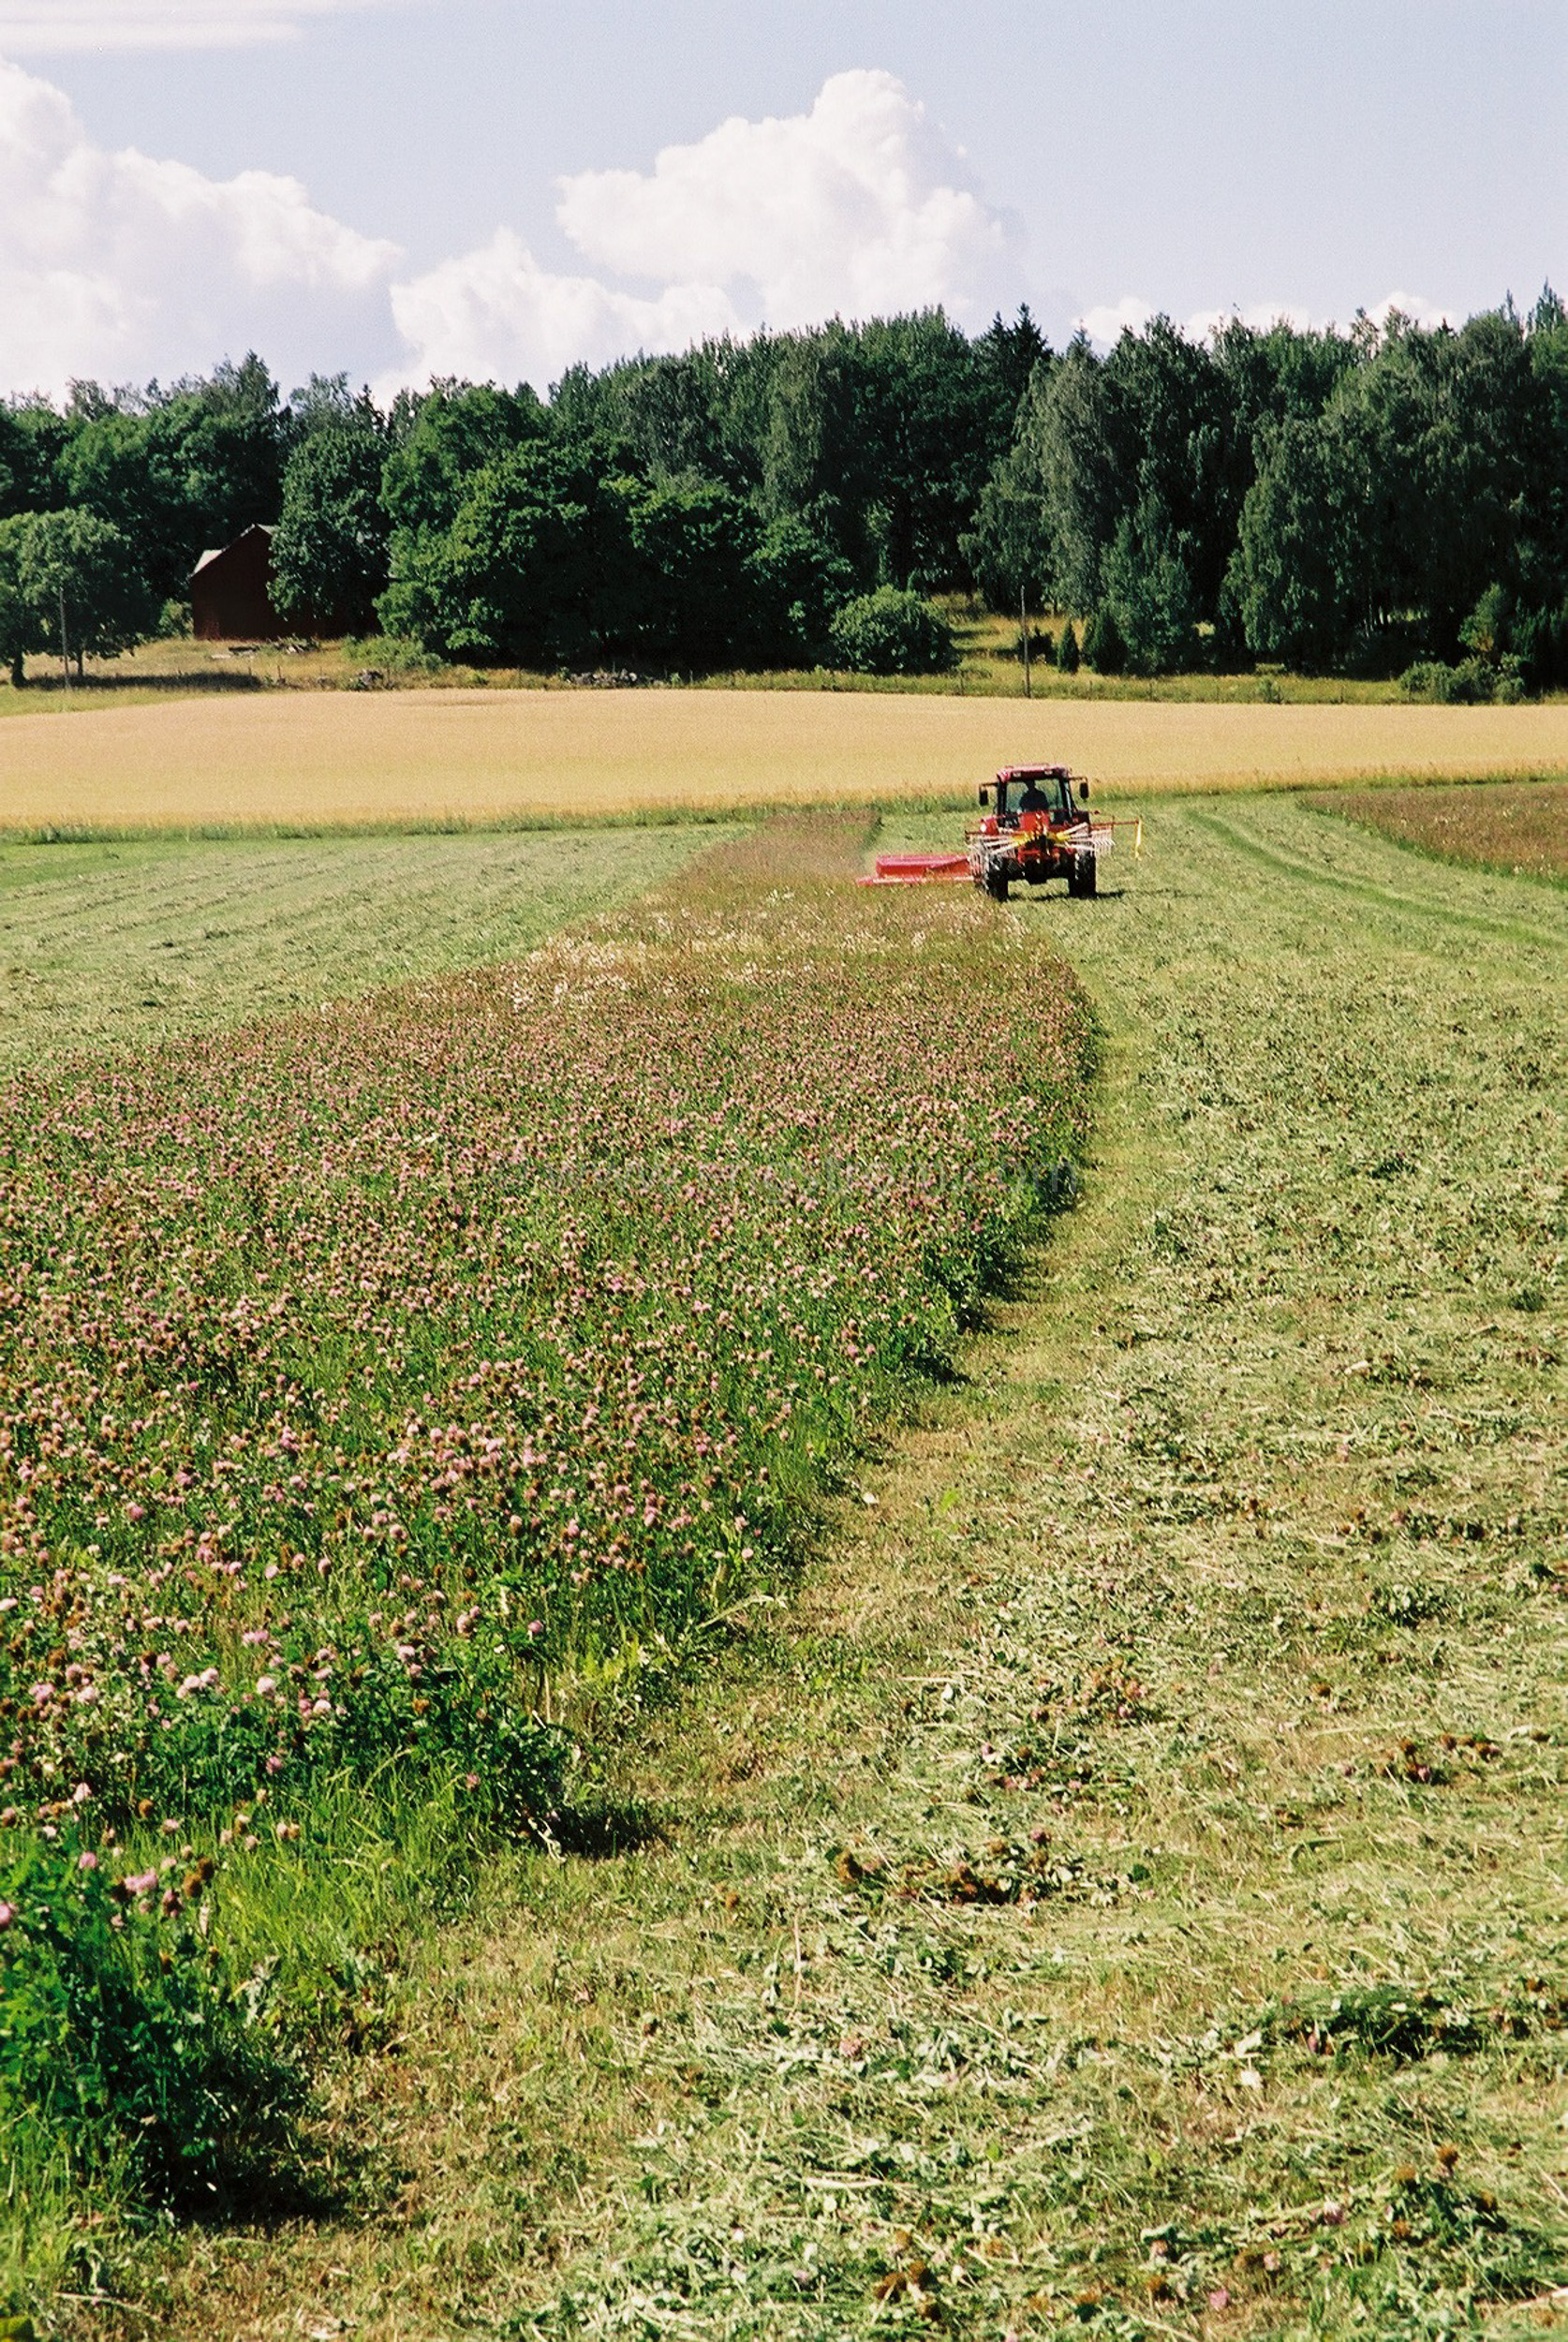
967 764 1101 902
862 764 1133 900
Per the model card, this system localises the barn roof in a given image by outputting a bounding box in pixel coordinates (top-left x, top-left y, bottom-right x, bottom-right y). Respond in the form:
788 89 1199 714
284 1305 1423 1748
193 524 274 577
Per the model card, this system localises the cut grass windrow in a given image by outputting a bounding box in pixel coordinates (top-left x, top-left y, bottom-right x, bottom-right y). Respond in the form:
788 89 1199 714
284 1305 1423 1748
0 824 729 1069
145 791 1568 2342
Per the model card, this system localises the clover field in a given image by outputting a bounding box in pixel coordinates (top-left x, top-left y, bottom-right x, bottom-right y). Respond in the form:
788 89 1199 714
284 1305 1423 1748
0 814 1092 2268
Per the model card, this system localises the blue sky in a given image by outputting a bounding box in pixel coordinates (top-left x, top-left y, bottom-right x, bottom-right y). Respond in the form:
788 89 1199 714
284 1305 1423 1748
0 0 1561 399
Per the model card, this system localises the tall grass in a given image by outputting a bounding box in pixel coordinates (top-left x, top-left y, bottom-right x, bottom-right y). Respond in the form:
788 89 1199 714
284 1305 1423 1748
1316 775 1568 882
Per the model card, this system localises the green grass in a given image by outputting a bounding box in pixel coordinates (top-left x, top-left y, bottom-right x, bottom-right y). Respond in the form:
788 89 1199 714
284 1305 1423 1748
117 790 1568 2342
17 617 1565 710
8 795 1561 2342
0 824 726 1065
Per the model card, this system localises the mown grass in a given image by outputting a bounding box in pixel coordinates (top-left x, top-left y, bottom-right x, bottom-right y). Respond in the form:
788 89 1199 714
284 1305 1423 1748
0 824 726 1065
114 790 1568 2342
1314 775 1568 885
2 689 1568 837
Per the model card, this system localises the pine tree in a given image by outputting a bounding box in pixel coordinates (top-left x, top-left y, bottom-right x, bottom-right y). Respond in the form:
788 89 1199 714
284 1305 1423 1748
1081 606 1126 674
1055 616 1079 673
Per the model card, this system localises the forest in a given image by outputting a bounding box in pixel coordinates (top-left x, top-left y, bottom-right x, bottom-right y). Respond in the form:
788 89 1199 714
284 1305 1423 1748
2 290 1566 690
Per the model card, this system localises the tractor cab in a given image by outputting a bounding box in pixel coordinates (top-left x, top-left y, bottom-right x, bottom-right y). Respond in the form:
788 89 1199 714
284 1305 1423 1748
977 765 1088 833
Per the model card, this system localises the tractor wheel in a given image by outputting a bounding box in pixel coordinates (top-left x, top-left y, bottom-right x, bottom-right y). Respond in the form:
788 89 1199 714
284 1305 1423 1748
1069 851 1097 899
984 865 1010 903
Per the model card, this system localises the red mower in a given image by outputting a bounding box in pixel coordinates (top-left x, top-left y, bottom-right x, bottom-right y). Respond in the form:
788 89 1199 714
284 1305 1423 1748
862 765 1140 902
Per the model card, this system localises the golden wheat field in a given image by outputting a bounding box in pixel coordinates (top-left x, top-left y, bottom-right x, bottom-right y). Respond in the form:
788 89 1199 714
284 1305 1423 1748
2 689 1568 830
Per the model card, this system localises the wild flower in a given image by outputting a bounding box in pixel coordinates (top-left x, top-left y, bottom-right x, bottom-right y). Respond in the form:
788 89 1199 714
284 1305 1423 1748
0 815 1088 1862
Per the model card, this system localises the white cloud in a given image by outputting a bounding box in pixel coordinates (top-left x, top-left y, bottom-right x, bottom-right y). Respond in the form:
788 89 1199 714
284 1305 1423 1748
1362 289 1457 333
1182 301 1318 344
1072 294 1310 348
388 69 1015 393
387 228 743 393
0 60 1013 402
1072 294 1157 348
0 0 391 51
555 68 1013 332
1077 290 1457 351
0 55 398 393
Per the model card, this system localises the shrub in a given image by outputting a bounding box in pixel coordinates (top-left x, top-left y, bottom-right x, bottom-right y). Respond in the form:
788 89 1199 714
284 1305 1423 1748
1445 659 1494 704
1399 660 1454 702
1055 618 1080 674
827 587 957 676
1081 606 1127 675
1458 582 1511 662
1513 599 1568 692
1399 656 1523 705
342 631 444 677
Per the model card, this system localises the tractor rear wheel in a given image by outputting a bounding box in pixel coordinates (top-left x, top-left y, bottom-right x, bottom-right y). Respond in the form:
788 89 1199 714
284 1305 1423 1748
1069 851 1097 898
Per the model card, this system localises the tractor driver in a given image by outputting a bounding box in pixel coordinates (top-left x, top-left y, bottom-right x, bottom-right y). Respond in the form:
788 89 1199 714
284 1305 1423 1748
1017 775 1049 815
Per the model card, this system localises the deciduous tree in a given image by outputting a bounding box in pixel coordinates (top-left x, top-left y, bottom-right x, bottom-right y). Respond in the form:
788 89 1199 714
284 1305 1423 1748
0 507 156 677
271 418 390 634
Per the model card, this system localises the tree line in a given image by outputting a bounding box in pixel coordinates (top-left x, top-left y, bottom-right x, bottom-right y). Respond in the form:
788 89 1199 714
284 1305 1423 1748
969 288 1568 692
1 291 1565 689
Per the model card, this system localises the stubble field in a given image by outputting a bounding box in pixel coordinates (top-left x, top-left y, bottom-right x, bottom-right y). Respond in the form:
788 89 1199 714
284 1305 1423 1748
2 689 1568 833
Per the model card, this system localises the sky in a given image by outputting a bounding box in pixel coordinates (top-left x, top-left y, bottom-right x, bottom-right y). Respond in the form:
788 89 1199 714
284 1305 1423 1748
0 0 1562 403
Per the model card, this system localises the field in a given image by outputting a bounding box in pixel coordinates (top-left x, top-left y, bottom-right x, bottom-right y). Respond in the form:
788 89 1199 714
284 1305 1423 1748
1 765 1565 2340
129 789 1563 2342
1320 777 1568 884
0 826 724 1065
4 689 1568 834
0 815 1093 2305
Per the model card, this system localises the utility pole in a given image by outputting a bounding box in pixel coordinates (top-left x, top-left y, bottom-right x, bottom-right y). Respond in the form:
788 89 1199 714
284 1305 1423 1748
1020 584 1031 699
59 580 69 693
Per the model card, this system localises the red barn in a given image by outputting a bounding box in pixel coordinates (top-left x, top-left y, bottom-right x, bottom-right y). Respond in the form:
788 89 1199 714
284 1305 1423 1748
191 524 282 641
